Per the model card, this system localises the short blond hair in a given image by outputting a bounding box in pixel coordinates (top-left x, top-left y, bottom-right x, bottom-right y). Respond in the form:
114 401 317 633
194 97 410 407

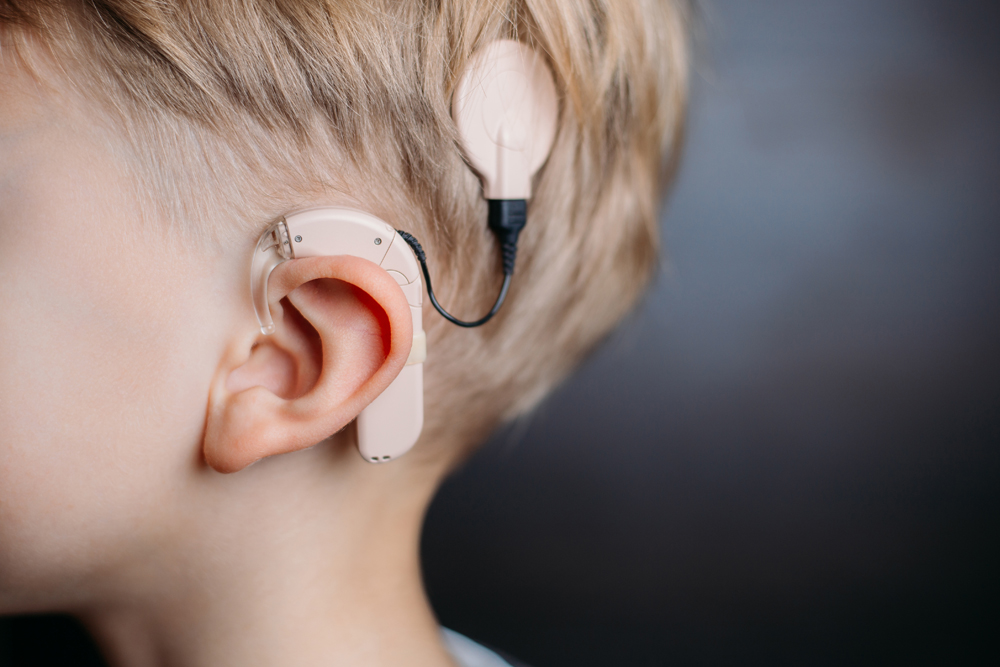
1 0 688 461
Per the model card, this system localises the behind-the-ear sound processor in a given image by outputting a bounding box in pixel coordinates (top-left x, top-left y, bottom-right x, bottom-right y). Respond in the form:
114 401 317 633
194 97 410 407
250 40 557 463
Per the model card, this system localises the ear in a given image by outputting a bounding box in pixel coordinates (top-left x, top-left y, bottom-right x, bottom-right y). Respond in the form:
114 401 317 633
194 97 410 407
204 255 413 473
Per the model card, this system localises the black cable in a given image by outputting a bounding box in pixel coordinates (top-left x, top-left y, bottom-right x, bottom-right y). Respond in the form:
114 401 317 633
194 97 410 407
396 230 512 328
397 199 527 328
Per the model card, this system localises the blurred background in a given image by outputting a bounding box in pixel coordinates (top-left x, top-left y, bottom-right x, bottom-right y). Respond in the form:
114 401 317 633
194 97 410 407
2 0 998 665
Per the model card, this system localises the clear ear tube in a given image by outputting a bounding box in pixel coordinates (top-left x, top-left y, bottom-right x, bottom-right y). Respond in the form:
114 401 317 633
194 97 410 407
251 219 294 334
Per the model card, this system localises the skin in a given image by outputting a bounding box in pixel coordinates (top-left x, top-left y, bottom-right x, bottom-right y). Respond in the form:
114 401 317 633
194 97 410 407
0 52 456 666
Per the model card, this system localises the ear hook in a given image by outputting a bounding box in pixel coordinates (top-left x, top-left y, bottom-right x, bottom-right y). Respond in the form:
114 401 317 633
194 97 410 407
397 40 558 327
251 219 294 335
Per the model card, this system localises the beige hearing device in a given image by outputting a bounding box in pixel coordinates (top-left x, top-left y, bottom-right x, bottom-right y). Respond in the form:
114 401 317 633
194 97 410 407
452 39 558 201
251 208 425 463
248 40 556 464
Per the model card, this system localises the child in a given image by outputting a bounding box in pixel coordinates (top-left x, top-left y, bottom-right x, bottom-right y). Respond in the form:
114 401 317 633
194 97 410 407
0 1 687 665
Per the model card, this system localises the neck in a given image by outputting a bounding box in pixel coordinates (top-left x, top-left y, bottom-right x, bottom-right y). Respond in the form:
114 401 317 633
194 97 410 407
79 441 456 667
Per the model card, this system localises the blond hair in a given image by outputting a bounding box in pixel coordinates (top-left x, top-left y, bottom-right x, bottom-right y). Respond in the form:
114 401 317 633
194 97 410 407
1 0 688 461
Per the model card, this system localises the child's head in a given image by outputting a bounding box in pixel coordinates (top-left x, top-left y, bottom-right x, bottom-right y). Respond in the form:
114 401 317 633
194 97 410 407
0 0 687 650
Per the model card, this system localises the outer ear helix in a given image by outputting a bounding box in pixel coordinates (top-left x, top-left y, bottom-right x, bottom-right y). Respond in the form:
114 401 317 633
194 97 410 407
206 252 414 473
250 208 425 464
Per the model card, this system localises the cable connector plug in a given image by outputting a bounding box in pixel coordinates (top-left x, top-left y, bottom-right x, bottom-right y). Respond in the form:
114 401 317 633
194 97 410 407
487 199 527 275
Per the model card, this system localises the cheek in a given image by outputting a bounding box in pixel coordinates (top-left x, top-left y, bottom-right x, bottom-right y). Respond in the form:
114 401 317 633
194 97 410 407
0 181 226 606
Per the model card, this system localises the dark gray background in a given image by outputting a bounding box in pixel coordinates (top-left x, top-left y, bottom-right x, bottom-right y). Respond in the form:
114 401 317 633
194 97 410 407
424 0 1000 665
2 0 998 665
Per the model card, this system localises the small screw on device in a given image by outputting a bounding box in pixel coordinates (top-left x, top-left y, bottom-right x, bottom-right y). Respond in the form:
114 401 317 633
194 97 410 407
374 237 382 245
294 235 302 243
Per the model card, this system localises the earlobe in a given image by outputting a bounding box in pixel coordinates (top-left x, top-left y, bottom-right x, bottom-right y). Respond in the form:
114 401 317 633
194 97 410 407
204 255 413 473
